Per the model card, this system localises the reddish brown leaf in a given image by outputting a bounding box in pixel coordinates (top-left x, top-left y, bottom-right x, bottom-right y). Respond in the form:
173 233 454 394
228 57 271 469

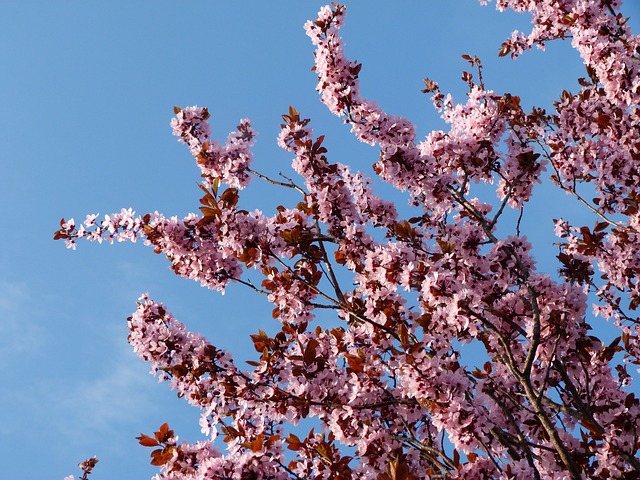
137 434 159 447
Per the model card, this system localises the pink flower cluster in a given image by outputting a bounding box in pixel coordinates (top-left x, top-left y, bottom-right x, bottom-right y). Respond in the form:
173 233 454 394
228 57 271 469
59 2 640 479
171 106 255 189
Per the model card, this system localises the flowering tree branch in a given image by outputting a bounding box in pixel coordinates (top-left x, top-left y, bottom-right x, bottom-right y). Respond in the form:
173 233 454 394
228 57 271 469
57 1 640 478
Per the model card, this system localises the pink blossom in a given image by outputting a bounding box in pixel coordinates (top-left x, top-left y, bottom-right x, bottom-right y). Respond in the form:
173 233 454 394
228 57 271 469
58 2 640 478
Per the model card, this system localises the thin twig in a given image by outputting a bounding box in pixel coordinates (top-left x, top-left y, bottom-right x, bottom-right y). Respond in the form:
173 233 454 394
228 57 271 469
247 167 306 195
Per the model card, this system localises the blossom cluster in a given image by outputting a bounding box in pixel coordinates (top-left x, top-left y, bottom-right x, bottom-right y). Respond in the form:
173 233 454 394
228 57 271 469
59 2 640 479
171 106 256 188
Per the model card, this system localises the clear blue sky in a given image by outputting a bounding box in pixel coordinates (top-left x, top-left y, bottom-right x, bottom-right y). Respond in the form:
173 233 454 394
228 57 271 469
1 2 639 479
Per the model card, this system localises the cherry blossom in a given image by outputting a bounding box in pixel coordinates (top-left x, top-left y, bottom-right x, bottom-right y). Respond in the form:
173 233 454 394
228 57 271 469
59 2 640 479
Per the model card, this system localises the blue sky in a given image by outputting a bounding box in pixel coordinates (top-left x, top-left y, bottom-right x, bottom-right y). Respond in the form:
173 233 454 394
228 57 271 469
1 2 639 479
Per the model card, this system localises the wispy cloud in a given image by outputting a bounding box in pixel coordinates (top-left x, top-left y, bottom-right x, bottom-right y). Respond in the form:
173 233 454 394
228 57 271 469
0 281 49 438
55 333 158 437
0 281 45 358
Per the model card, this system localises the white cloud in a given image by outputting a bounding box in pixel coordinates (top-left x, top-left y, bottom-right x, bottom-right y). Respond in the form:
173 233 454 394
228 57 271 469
0 281 45 357
55 333 158 436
